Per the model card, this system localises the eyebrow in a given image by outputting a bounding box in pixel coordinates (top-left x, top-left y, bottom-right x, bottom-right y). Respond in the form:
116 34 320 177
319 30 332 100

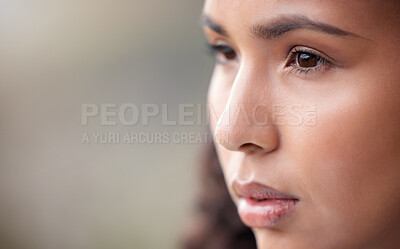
202 14 365 40
201 15 229 36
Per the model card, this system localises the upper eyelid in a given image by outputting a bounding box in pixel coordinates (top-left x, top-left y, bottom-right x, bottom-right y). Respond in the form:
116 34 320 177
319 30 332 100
205 36 229 45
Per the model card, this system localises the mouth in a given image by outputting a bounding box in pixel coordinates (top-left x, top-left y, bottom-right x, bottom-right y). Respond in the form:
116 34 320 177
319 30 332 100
233 181 299 228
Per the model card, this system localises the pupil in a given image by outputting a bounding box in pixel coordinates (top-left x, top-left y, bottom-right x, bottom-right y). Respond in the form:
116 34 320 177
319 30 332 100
224 49 236 60
298 53 317 67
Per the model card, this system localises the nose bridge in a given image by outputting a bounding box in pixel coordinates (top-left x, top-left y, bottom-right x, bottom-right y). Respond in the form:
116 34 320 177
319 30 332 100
214 63 279 153
218 65 264 127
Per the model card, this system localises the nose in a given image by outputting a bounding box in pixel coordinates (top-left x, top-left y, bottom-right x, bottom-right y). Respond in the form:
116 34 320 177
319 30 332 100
213 65 279 154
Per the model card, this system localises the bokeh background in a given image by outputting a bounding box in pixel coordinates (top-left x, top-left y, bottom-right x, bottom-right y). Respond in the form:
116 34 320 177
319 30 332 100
0 1 213 249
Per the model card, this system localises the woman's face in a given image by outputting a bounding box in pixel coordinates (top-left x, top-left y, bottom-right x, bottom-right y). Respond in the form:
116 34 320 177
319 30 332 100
203 0 400 248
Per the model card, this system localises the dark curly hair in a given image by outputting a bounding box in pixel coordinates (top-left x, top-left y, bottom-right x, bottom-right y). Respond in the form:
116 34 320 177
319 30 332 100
181 143 257 249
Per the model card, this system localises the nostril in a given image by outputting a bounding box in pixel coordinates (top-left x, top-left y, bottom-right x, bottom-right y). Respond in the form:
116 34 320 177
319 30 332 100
239 143 263 153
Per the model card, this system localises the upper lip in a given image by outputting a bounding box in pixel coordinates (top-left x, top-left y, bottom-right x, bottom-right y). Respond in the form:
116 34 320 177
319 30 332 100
233 181 299 201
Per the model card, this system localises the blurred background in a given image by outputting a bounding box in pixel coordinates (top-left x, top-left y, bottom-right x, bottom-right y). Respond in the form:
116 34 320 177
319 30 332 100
0 1 214 249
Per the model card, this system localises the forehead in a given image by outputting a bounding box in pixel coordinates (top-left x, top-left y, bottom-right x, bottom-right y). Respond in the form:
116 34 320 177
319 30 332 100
203 0 398 41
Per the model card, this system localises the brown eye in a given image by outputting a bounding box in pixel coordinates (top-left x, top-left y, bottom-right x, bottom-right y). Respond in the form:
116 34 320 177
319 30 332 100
296 52 317 68
285 47 331 75
223 48 236 60
208 44 237 64
217 45 236 62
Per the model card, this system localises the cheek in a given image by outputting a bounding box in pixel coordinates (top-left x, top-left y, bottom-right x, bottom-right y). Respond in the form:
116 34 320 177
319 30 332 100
288 77 400 238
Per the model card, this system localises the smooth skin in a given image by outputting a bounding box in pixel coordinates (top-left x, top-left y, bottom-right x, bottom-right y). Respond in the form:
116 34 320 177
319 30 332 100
203 0 400 249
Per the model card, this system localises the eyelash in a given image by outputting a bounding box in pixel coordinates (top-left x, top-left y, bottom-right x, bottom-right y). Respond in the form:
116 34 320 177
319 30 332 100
206 43 332 75
285 47 331 75
206 44 238 64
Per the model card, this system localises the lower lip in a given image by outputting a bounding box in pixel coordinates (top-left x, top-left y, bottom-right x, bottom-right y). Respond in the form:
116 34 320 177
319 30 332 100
237 197 297 228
